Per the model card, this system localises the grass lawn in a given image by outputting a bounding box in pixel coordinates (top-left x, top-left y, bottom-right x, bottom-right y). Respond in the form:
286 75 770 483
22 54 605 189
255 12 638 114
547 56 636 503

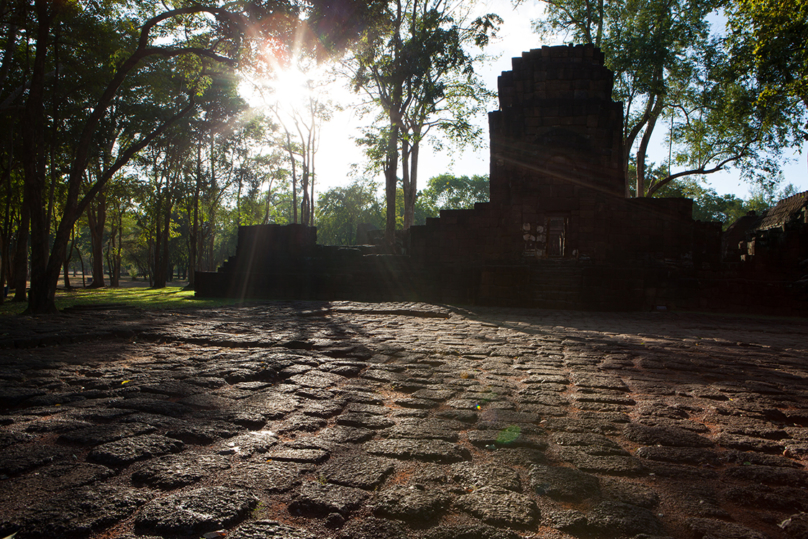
0 284 262 316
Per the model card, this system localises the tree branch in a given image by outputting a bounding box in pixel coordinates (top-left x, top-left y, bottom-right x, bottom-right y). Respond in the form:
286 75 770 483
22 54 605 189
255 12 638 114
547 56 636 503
646 151 749 197
142 47 236 65
76 100 195 220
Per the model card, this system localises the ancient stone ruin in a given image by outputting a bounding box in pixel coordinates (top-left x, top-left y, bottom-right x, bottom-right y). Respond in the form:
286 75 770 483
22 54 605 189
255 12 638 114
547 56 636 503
196 45 806 313
715 190 808 311
724 191 808 275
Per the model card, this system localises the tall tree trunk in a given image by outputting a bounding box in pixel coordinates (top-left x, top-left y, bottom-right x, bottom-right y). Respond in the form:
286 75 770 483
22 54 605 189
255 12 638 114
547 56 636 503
104 201 122 288
301 166 310 226
87 187 107 288
300 114 312 226
21 0 54 312
205 198 217 272
153 196 164 288
623 96 654 197
636 95 665 197
401 131 421 230
385 0 403 246
113 215 122 286
197 224 206 272
385 107 401 245
404 138 420 230
12 199 28 301
74 241 86 288
261 171 276 225
286 131 298 224
401 137 410 229
208 221 215 271
207 132 217 270
146 237 154 286
236 168 242 227
104 225 114 286
0 163 11 305
62 258 70 289
45 22 59 237
159 196 171 287
188 143 201 287
309 150 315 227
63 225 76 289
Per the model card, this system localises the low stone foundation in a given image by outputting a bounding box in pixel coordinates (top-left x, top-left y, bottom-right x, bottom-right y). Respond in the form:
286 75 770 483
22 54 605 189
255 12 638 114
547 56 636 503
196 223 709 311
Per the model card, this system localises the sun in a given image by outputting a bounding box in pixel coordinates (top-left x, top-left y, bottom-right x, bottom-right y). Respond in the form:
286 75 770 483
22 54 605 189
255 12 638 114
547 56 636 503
267 66 312 110
239 28 321 114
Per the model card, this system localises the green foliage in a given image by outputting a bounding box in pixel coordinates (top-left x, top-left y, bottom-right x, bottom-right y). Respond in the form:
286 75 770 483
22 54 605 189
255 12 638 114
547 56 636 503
653 178 748 226
347 0 500 234
415 174 489 223
652 176 801 228
727 0 808 111
315 179 385 245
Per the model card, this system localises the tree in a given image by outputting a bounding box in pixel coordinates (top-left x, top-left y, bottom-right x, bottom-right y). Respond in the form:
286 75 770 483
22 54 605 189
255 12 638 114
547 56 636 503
652 174 799 227
5 0 385 313
134 131 192 288
266 80 330 227
180 70 250 281
0 165 21 305
524 0 802 197
347 0 500 244
314 178 385 245
727 0 808 110
16 1 232 312
415 173 489 223
104 176 134 287
395 6 498 230
727 0 808 171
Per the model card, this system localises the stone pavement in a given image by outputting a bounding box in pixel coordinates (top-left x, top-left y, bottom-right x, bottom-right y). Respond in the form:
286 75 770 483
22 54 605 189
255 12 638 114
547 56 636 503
1 301 807 539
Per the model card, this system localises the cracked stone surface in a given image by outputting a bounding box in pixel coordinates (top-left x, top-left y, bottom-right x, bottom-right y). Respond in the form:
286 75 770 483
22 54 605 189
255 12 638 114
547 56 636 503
529 463 600 500
1 301 807 538
131 453 231 489
373 484 451 522
585 500 664 536
456 486 539 527
319 454 395 489
87 433 184 465
229 519 318 539
5 485 152 538
449 462 522 492
288 481 369 516
364 438 471 463
134 486 258 536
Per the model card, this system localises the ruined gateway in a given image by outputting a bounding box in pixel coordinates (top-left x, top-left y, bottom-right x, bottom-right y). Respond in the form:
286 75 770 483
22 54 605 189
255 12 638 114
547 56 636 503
196 45 804 313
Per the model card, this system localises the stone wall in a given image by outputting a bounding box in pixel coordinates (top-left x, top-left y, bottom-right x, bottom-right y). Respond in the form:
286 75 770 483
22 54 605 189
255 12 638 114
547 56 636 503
700 192 808 315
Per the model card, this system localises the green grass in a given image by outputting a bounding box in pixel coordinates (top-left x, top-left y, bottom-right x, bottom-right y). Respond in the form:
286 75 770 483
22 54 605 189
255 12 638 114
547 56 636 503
0 284 264 316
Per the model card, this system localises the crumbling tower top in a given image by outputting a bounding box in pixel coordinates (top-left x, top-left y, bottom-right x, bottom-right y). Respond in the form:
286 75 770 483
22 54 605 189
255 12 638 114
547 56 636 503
489 44 625 203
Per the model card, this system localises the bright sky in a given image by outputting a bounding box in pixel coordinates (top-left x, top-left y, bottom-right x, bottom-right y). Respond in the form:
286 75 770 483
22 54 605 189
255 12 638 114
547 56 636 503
251 0 808 200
